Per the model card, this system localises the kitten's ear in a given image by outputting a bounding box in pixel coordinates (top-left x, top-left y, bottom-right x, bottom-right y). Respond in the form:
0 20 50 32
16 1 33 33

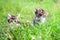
8 13 11 17
35 8 40 12
35 8 37 12
41 9 44 12
35 8 40 11
34 8 37 12
17 13 20 17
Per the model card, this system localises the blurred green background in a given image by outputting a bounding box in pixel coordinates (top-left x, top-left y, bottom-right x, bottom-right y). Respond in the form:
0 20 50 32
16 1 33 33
0 0 60 40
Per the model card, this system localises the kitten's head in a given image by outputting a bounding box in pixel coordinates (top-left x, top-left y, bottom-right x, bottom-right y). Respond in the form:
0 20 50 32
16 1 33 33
35 8 45 17
8 13 21 24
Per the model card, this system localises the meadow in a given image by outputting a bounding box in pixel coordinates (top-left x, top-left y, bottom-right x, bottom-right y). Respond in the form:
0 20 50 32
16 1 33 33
0 0 60 40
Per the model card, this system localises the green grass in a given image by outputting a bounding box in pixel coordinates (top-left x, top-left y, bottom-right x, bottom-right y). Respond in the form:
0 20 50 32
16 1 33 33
0 0 60 40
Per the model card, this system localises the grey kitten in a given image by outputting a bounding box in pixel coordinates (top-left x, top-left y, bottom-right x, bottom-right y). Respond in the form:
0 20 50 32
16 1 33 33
33 8 49 25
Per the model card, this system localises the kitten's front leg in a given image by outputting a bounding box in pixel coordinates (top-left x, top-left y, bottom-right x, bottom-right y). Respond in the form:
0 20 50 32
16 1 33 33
40 16 46 24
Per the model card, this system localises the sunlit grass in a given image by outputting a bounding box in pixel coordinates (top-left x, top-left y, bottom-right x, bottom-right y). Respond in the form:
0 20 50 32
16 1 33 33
0 0 60 40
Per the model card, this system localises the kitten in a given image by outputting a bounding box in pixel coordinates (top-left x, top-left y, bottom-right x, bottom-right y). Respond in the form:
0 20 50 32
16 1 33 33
33 8 49 25
8 13 21 25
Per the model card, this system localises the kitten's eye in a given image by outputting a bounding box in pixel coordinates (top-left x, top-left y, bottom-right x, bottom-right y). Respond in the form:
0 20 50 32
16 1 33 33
14 20 20 24
14 20 16 22
8 19 12 23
